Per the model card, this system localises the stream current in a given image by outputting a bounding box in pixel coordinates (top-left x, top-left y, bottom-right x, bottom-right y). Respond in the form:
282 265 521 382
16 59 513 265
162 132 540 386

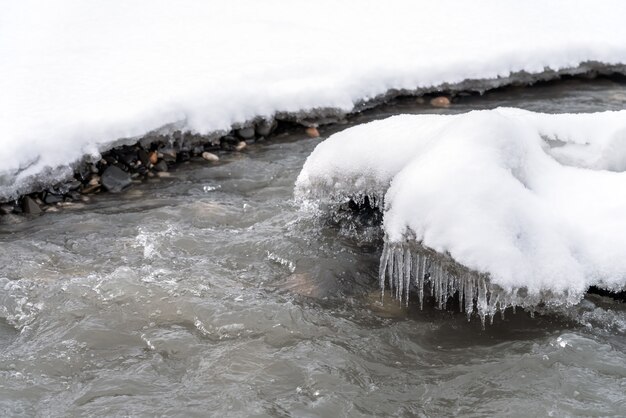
1 78 625 417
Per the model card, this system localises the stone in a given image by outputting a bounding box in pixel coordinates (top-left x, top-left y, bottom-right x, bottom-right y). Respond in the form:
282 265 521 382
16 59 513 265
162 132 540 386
88 175 101 186
235 141 247 151
81 184 101 194
149 151 158 165
153 160 168 172
237 126 256 140
21 196 42 214
255 120 276 137
43 192 63 204
159 148 177 162
305 126 320 138
138 149 151 166
0 204 15 215
202 152 219 162
101 165 132 192
430 96 451 108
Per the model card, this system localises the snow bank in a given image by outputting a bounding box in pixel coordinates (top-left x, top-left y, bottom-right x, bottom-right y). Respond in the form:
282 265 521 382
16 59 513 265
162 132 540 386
2 0 626 199
295 109 626 317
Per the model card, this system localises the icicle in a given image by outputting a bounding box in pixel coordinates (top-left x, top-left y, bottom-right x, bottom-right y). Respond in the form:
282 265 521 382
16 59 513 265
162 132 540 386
394 247 404 301
403 248 411 306
418 254 425 310
387 247 395 296
378 242 390 298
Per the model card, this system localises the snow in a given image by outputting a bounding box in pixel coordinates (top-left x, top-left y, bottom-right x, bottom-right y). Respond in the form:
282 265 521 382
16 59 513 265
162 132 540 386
295 108 626 314
2 0 626 199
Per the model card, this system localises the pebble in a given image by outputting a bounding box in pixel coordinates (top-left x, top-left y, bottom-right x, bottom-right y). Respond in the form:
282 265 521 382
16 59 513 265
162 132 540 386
21 196 42 214
101 165 132 192
235 141 247 151
237 126 256 140
88 175 101 186
430 96 451 108
157 171 171 178
305 127 320 138
0 204 14 215
149 151 158 165
255 120 276 137
202 152 219 162
137 149 151 166
81 184 101 194
153 160 168 172
43 192 63 205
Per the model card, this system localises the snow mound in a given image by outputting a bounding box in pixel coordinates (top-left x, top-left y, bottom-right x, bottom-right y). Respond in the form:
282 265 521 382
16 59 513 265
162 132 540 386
295 108 626 318
3 0 626 200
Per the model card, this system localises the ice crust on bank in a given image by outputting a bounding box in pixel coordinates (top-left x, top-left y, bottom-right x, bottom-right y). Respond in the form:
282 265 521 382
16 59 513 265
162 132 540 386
2 0 626 199
295 108 626 314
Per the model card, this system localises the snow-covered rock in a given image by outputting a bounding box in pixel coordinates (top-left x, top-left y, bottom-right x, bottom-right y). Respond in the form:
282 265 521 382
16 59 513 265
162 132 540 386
2 0 626 199
295 108 626 317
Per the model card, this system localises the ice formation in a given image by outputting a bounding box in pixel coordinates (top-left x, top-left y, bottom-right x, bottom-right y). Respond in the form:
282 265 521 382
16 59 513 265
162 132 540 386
295 108 626 320
2 0 626 199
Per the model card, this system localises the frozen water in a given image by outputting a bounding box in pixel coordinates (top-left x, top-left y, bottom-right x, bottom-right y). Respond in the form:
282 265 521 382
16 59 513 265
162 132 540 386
296 108 626 316
2 0 626 199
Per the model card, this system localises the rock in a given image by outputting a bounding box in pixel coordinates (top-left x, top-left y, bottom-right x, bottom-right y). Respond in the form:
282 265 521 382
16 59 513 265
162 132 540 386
430 96 451 108
101 165 132 192
0 204 15 215
88 175 101 186
237 126 256 140
160 148 177 162
43 192 63 204
415 97 426 104
202 152 219 162
235 141 247 151
149 151 158 165
255 120 276 137
81 184 101 194
177 150 191 162
305 126 320 138
138 149 151 166
21 196 42 214
157 171 171 178
153 160 168 172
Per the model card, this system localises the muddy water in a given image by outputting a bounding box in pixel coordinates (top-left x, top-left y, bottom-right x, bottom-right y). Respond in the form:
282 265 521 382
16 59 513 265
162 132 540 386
0 78 625 417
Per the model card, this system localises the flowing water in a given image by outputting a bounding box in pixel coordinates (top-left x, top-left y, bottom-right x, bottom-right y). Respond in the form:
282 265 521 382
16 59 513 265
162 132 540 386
1 78 626 417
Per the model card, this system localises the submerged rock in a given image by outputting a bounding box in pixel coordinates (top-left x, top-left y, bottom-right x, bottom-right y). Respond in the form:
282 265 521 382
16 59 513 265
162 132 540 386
101 166 132 192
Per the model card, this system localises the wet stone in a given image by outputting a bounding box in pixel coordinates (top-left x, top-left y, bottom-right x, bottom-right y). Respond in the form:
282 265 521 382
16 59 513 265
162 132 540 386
43 192 63 205
202 152 219 162
237 126 256 140
149 151 158 165
430 96 451 107
305 126 320 138
21 196 42 214
255 120 276 137
138 149 151 166
235 141 247 151
154 160 168 172
0 204 15 215
101 165 132 192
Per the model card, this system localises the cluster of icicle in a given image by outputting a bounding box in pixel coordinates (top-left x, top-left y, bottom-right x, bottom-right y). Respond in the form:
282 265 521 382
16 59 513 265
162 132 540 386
378 242 545 326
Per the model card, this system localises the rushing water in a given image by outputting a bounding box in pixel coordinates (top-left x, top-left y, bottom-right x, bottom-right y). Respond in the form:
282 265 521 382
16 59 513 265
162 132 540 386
1 78 626 417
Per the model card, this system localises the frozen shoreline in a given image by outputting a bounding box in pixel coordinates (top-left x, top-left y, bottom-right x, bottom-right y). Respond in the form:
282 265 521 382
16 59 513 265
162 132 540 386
3 0 626 201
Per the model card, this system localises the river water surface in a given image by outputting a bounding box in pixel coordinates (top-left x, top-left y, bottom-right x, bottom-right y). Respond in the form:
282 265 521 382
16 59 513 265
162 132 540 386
1 78 625 417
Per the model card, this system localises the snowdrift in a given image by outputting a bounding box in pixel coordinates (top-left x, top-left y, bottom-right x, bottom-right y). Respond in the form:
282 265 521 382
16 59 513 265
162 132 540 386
2 0 626 200
295 109 626 319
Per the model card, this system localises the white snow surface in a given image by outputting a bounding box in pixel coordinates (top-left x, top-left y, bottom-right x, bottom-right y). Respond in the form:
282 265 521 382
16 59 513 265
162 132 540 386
295 108 626 300
2 0 626 199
